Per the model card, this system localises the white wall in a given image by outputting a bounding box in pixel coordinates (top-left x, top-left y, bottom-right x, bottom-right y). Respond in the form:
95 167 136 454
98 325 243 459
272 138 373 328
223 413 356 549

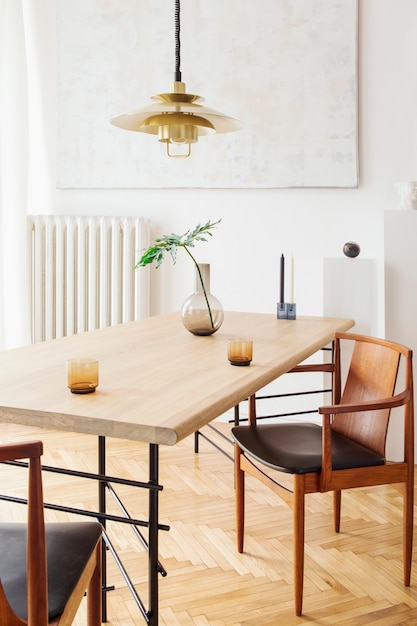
36 0 417 337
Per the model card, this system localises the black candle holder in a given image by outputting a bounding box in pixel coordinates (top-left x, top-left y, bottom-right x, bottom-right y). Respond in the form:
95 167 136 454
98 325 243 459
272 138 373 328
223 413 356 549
277 302 297 320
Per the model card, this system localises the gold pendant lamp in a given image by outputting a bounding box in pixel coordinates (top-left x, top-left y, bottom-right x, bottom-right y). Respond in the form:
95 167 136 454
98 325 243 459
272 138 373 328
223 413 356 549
110 0 243 158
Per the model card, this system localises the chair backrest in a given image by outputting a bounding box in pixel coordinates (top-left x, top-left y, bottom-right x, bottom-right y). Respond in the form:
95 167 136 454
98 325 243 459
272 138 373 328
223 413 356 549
331 333 411 457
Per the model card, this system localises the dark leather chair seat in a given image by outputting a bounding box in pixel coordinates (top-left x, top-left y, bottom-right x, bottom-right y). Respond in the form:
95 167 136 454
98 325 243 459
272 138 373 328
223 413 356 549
232 422 385 474
0 521 102 621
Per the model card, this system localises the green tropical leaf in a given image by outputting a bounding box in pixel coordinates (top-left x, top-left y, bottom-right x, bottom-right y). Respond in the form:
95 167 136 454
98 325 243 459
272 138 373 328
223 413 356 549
134 219 221 328
134 219 221 269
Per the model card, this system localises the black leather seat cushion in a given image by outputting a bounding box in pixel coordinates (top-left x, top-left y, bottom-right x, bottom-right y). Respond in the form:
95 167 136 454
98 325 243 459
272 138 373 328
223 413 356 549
0 521 102 621
231 422 385 474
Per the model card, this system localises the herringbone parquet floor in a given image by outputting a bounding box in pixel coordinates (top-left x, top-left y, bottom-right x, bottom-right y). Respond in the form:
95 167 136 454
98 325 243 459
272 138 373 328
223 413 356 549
1 421 417 625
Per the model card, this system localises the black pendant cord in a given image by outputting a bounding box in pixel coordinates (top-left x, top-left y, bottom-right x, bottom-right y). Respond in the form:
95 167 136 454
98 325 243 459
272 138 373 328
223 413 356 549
174 0 182 82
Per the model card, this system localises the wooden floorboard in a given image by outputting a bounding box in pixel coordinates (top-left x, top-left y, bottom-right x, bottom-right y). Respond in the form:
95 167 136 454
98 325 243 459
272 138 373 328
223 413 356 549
0 421 416 625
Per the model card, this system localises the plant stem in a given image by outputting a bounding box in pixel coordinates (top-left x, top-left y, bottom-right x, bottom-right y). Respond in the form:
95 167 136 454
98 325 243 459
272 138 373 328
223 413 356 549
184 247 214 328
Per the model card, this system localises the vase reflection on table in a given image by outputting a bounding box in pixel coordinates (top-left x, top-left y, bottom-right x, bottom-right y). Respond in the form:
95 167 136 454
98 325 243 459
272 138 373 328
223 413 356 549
181 263 224 335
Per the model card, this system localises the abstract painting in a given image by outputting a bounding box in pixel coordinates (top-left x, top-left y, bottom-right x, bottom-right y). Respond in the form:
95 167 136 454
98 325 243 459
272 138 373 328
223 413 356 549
57 0 358 188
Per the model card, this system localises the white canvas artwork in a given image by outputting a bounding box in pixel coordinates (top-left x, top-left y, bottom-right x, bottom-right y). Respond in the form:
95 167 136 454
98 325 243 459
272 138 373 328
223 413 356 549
57 0 358 189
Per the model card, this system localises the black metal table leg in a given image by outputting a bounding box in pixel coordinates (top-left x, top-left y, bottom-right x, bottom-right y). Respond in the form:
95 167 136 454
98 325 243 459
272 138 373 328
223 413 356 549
148 443 159 625
99 435 108 622
234 404 240 426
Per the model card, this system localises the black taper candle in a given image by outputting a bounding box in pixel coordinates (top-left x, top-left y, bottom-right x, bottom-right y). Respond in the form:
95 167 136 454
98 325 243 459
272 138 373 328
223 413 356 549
280 254 285 304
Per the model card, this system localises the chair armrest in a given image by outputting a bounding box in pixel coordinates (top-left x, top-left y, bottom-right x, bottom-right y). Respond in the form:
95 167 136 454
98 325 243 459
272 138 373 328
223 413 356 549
0 441 43 463
318 388 411 416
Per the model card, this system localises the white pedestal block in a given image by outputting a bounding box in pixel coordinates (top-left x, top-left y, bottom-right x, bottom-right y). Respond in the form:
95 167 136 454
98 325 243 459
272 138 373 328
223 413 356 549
323 258 375 336
385 210 417 460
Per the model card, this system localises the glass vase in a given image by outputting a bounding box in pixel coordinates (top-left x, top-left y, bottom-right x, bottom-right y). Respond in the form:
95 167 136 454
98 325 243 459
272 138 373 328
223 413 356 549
181 263 224 336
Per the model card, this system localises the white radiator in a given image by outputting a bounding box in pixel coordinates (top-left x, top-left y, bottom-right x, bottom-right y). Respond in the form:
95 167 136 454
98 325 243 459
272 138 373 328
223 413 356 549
28 215 151 342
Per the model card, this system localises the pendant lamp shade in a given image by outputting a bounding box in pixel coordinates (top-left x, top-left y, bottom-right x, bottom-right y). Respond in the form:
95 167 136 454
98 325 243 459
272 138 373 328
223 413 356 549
110 1 242 158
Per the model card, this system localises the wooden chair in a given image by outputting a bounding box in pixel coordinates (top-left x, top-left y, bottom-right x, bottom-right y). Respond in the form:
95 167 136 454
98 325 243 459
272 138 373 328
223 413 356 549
0 441 102 625
231 332 414 616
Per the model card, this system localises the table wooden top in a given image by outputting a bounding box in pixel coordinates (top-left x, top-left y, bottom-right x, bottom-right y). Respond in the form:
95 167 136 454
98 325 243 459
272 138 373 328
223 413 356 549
0 312 354 445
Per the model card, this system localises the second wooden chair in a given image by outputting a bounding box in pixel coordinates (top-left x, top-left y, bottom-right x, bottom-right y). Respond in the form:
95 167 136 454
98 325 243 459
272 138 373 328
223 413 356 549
232 332 414 616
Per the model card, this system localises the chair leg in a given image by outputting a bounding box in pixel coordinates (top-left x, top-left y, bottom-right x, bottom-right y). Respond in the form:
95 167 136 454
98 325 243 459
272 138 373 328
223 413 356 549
333 490 341 533
403 479 414 586
87 543 102 626
293 475 305 617
234 443 245 553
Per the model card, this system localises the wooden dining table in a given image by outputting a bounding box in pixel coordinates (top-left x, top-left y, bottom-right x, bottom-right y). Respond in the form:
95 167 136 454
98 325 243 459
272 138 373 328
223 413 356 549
0 311 354 625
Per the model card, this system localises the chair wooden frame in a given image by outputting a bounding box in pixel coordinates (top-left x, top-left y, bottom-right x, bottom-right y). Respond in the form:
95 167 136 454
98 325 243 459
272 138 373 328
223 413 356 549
0 441 102 626
234 332 414 616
